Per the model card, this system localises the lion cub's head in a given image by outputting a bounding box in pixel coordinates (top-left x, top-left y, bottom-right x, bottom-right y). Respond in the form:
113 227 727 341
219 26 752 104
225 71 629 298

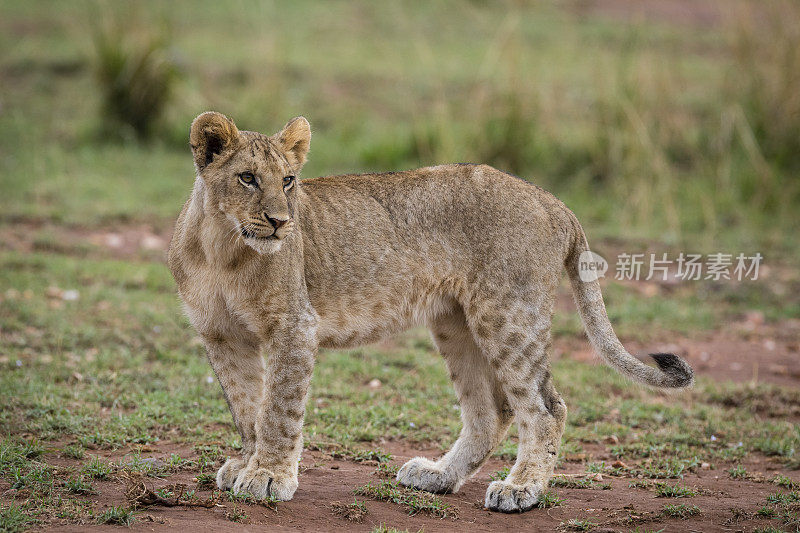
189 111 311 254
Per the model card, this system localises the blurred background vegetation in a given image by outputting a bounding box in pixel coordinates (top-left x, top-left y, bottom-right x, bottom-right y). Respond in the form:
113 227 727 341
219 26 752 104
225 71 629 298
1 0 798 254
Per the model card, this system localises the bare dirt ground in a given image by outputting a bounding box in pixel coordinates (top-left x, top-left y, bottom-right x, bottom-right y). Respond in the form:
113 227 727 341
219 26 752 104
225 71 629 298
21 438 799 533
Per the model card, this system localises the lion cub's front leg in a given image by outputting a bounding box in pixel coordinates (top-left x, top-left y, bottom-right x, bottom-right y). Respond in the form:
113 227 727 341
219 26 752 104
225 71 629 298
201 333 266 491
232 311 318 501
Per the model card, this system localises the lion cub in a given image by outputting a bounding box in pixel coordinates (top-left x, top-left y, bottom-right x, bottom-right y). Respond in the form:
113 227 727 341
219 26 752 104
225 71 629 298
168 112 693 512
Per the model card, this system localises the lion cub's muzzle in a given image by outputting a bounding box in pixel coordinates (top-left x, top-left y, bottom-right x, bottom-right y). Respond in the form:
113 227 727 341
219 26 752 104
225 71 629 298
241 214 294 241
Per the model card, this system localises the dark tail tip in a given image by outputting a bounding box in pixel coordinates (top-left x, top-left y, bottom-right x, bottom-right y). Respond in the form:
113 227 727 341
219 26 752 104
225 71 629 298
650 352 695 388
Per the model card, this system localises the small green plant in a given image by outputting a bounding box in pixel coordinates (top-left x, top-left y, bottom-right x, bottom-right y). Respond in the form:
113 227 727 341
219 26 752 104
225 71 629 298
550 475 610 490
561 518 597 531
334 448 392 463
355 480 455 518
195 472 216 490
766 490 800 505
537 490 564 508
728 465 748 479
62 444 85 460
81 456 114 480
225 504 248 523
331 498 369 522
119 453 168 477
155 487 175 499
165 453 195 471
489 466 510 481
375 462 399 479
0 503 35 533
65 476 95 495
654 482 698 498
96 506 136 526
17 440 45 460
756 505 776 518
224 489 256 503
585 462 605 473
771 474 797 489
370 524 418 533
91 11 178 140
662 504 701 519
195 445 225 471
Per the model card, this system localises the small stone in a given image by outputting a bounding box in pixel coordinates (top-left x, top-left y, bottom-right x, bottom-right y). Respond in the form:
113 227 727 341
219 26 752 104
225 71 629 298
141 234 165 250
105 234 124 248
61 289 79 301
701 462 711 470
368 378 382 389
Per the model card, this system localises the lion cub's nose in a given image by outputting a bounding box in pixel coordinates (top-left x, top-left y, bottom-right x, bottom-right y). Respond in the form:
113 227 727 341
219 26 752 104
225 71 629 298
265 214 289 230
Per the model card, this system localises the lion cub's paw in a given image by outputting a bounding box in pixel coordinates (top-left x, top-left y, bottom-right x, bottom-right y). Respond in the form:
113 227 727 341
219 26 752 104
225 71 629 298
232 465 298 501
216 457 246 490
396 457 459 494
484 480 542 513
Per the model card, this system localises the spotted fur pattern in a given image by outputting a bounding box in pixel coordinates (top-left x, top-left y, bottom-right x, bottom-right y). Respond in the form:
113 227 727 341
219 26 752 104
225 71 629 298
168 112 693 513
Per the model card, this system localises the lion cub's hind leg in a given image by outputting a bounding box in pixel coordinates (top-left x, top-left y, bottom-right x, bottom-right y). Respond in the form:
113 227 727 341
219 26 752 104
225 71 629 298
397 305 513 494
470 294 567 512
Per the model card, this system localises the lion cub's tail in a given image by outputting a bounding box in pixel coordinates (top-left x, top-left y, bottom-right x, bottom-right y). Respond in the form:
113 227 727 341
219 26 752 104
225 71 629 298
564 218 694 389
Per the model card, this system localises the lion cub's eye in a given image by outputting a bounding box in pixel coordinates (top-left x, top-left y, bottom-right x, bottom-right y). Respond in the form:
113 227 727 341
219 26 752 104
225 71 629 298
239 172 255 186
283 175 295 189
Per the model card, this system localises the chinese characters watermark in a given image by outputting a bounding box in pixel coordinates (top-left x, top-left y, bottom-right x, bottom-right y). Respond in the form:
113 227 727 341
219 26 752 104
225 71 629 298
578 252 762 282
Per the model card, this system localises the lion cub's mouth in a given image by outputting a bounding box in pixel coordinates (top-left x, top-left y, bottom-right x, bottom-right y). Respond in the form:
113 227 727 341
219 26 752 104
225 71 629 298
241 228 277 240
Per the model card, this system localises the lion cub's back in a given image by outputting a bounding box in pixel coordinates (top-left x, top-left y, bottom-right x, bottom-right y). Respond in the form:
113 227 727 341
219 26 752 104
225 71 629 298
301 163 575 256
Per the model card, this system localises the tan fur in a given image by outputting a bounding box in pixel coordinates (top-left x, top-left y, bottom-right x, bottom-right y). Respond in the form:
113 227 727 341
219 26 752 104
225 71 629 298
168 112 693 512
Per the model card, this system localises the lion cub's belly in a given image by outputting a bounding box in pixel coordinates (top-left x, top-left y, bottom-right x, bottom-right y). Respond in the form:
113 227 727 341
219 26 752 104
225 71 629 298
313 289 453 349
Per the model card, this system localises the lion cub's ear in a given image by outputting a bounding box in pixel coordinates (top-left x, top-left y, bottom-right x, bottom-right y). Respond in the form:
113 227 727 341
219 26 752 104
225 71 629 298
189 112 240 172
275 117 311 169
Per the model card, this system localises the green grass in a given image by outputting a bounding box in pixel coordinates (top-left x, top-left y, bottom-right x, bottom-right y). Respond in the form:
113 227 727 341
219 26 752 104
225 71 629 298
354 480 455 518
65 476 95 495
550 475 611 490
536 491 564 509
375 463 400 479
561 518 597 531
653 482 698 498
662 504 701 519
225 505 248 523
81 457 114 480
489 466 510 481
96 505 136 526
0 503 36 533
728 465 748 480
